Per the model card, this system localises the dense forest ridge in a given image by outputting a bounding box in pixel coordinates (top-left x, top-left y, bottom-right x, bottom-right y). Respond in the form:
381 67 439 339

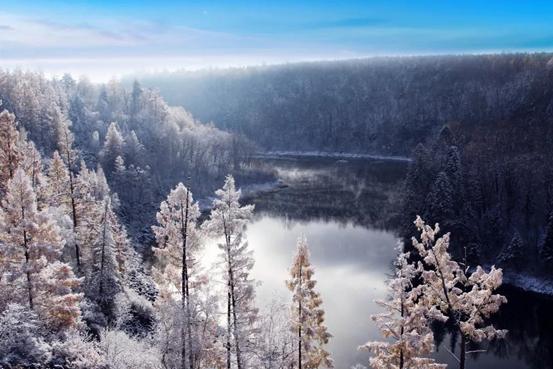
0 70 263 245
132 52 553 155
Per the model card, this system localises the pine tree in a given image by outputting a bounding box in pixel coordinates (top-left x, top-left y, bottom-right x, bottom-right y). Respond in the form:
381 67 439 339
18 138 45 191
0 109 22 194
35 261 82 333
101 122 124 175
497 231 525 269
286 236 333 369
426 171 455 226
85 198 124 323
96 87 111 123
57 116 83 271
444 146 464 209
124 130 145 166
203 175 258 369
0 168 81 332
0 304 50 366
0 169 62 309
112 156 127 193
361 251 445 369
130 81 143 124
47 151 71 208
152 182 201 369
412 216 507 369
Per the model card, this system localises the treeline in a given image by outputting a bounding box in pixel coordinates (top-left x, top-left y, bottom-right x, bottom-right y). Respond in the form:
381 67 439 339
0 71 256 243
132 53 553 155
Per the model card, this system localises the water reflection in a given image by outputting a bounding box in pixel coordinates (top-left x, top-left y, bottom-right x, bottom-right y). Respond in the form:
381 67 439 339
206 157 553 369
245 156 408 229
240 216 398 369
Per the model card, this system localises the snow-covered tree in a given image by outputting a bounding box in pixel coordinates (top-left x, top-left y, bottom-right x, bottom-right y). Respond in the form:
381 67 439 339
18 138 48 206
99 329 162 369
35 261 82 334
0 168 63 309
361 250 445 369
101 122 124 174
130 80 143 123
152 182 202 369
84 198 124 324
256 300 295 369
155 276 224 369
47 150 71 208
203 175 258 369
286 236 333 369
497 231 525 269
124 130 145 166
57 116 83 271
425 172 455 226
0 168 81 332
0 109 22 194
412 216 508 369
0 303 50 366
50 329 106 369
112 155 128 194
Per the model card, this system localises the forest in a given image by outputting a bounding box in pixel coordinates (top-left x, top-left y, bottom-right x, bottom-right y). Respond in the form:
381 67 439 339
0 53 548 369
136 53 553 284
134 53 553 155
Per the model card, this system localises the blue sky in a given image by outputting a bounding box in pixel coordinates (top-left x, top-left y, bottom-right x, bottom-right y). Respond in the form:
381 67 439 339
2 0 553 80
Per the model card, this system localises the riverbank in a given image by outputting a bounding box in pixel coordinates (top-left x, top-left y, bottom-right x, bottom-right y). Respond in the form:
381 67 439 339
254 150 412 162
502 271 553 296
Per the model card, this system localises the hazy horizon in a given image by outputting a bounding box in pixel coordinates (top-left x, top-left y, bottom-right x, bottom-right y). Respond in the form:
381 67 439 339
3 0 553 82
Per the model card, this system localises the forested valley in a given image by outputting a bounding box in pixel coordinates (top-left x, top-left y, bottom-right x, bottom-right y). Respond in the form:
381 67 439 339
0 54 552 369
138 53 553 285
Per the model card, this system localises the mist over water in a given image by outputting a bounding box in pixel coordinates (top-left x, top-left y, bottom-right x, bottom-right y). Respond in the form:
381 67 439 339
210 155 553 369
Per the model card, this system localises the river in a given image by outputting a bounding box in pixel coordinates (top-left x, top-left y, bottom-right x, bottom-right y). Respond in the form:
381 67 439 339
209 155 553 369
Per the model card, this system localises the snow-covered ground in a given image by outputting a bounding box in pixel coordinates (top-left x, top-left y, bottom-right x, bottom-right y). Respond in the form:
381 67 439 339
254 150 412 162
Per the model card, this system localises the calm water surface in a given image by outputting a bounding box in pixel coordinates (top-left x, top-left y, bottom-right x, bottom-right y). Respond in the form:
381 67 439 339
212 156 553 369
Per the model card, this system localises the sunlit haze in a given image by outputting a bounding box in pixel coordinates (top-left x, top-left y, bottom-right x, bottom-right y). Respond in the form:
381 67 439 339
3 0 553 81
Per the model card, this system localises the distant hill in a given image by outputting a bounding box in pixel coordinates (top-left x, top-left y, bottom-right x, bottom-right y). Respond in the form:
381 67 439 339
130 53 553 156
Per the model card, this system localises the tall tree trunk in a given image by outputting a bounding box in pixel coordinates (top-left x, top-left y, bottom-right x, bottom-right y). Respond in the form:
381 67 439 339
66 152 81 272
231 276 243 369
298 263 302 369
223 216 243 369
399 297 404 369
98 201 109 309
181 313 187 369
226 280 232 369
180 189 194 369
61 129 81 271
180 199 188 369
22 206 33 310
7 138 15 179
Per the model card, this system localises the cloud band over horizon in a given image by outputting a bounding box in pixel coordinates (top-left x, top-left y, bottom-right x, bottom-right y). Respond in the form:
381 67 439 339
2 0 553 81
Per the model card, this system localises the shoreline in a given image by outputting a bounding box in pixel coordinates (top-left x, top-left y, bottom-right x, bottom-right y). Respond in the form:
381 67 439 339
253 150 412 162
